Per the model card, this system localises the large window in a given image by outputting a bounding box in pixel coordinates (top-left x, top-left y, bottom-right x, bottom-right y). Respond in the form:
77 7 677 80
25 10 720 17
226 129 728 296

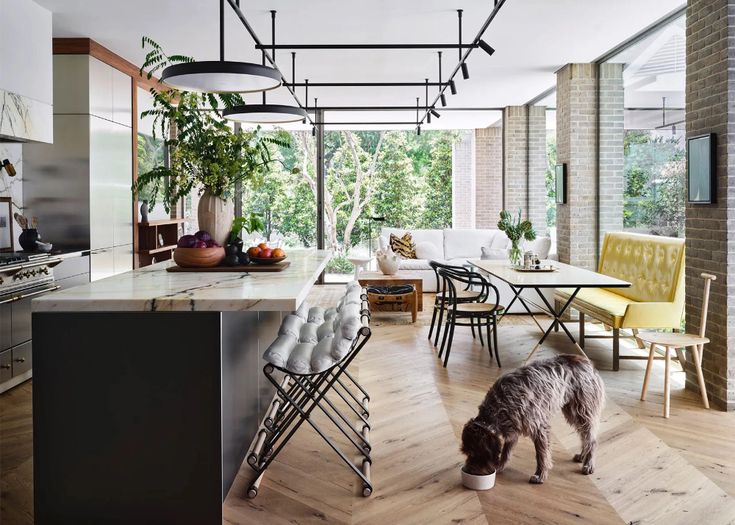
605 14 686 237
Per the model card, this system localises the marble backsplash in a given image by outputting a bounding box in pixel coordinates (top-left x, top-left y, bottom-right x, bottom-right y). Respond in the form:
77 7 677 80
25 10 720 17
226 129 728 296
0 142 23 250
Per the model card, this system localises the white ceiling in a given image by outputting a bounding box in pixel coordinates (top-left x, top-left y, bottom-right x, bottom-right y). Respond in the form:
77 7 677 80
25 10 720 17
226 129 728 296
36 0 685 130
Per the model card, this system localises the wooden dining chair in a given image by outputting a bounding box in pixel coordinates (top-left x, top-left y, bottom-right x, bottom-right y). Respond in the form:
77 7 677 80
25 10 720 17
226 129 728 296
638 273 716 418
437 267 504 368
428 261 482 347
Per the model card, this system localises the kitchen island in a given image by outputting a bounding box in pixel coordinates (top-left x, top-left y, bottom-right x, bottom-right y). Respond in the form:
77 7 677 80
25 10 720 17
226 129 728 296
31 249 331 525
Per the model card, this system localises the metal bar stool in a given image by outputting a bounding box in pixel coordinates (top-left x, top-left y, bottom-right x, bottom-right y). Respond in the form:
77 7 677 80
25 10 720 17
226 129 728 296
245 282 374 498
428 261 483 347
437 266 504 368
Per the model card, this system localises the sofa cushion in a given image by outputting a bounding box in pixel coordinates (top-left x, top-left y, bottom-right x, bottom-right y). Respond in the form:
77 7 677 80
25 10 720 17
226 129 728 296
381 228 444 250
415 240 443 261
480 247 508 260
599 232 685 303
389 232 417 259
555 287 634 329
524 237 552 259
444 229 501 259
399 258 432 271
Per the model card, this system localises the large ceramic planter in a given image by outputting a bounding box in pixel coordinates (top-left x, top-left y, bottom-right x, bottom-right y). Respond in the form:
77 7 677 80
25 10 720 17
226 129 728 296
197 191 234 246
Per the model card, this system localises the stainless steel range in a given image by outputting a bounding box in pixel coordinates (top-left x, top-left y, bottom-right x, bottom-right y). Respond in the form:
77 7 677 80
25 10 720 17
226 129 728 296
0 252 60 393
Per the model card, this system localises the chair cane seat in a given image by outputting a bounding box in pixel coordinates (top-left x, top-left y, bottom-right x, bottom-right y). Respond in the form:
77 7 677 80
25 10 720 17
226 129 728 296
636 332 709 348
453 302 504 313
435 290 481 300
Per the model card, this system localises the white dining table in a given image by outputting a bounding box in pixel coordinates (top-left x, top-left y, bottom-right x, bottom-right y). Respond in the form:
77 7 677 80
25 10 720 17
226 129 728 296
468 259 631 361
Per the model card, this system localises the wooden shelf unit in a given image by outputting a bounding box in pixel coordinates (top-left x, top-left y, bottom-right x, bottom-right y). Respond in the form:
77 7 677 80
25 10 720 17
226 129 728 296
137 219 184 267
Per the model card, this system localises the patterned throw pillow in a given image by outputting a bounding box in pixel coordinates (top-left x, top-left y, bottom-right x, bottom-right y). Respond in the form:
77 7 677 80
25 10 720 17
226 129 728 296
389 232 417 259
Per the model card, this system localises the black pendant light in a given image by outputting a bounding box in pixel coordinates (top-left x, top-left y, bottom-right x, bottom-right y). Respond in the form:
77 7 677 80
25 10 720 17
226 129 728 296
160 0 281 93
223 104 307 124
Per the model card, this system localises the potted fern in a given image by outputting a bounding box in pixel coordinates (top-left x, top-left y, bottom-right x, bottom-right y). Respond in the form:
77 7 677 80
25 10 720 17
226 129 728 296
133 38 291 244
497 209 536 266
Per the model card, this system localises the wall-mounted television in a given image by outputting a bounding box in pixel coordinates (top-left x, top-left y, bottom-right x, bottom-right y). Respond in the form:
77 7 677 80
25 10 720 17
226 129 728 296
687 133 716 204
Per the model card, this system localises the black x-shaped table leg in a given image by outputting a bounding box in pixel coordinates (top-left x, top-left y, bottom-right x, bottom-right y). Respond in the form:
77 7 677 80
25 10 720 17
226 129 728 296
522 286 588 363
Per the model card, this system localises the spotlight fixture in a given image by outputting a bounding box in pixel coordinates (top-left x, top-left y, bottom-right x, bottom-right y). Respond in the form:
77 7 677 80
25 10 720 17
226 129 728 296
478 39 495 56
312 125 316 137
427 112 431 124
223 104 308 124
417 125 421 136
449 80 457 95
440 93 447 107
0 159 16 177
430 109 441 119
461 62 470 80
160 2 281 93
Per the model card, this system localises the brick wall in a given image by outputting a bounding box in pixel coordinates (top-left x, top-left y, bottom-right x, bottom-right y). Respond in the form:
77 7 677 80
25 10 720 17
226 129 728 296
503 106 528 218
685 0 735 409
452 130 475 228
598 63 625 244
555 63 599 270
475 127 503 228
528 106 548 235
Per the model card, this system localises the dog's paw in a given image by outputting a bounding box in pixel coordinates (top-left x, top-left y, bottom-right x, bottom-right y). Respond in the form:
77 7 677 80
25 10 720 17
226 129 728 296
529 474 545 484
581 464 594 475
573 453 584 463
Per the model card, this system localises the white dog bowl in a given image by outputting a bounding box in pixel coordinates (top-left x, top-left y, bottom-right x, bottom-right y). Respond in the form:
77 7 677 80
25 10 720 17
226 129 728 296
461 465 496 490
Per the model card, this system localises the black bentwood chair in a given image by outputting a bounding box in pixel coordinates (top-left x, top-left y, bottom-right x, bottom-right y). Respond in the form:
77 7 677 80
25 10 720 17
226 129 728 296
437 267 504 368
428 261 482 346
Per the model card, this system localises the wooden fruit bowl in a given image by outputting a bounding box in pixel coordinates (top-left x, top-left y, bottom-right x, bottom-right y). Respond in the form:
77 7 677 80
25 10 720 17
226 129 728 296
173 247 225 268
250 255 287 266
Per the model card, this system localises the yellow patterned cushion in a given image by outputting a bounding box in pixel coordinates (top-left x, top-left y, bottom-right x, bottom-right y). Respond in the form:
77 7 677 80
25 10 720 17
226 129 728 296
389 233 417 259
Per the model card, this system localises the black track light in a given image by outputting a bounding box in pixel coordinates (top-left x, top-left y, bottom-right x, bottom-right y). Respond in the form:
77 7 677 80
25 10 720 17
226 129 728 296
461 62 470 80
478 39 495 56
427 112 431 124
449 80 457 95
440 93 447 107
430 109 440 119
312 125 316 137
417 125 421 136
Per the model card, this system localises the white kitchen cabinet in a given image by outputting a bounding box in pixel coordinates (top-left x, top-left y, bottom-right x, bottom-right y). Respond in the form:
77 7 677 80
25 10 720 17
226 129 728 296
0 0 52 143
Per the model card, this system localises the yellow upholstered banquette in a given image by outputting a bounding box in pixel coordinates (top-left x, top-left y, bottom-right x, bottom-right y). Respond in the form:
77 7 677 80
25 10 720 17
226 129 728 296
555 232 685 370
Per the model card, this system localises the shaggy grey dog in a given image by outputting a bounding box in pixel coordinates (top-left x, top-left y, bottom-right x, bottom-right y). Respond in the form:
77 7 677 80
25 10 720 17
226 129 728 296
461 354 604 484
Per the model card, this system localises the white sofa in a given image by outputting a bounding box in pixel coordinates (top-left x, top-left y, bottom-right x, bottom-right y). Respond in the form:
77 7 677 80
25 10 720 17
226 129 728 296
379 228 556 313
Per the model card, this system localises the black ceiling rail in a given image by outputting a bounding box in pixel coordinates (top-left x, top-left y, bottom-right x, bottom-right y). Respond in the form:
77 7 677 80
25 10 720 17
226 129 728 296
225 0 314 125
418 0 507 128
303 106 503 112
254 43 478 50
291 82 449 87
312 122 426 126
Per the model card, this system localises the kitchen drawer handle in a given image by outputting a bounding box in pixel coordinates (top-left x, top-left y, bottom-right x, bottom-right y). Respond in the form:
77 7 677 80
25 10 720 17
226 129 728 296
14 357 25 363
16 285 61 300
0 364 10 370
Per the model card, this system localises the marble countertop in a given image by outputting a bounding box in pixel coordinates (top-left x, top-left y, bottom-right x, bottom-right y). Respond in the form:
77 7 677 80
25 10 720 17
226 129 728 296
33 249 332 313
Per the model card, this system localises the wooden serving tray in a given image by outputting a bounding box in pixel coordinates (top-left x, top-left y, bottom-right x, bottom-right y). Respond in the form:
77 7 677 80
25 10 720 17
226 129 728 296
512 265 557 273
166 261 291 273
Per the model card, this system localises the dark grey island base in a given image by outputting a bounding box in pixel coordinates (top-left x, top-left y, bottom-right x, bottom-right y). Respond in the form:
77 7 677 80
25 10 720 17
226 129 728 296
31 250 331 523
33 309 285 524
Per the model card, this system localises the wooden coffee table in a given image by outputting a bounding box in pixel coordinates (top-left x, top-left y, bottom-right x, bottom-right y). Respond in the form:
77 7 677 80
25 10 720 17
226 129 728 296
357 271 423 311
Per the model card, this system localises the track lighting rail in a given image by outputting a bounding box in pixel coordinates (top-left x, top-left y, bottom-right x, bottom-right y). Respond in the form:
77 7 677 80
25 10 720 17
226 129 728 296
291 82 450 88
255 43 478 50
225 0 314 125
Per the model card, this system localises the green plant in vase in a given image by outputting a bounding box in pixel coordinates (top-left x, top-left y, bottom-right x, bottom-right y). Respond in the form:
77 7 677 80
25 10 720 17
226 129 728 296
132 37 293 244
497 209 536 266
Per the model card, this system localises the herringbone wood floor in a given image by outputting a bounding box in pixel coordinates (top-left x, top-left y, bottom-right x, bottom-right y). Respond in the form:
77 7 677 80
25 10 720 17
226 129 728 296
3 286 735 524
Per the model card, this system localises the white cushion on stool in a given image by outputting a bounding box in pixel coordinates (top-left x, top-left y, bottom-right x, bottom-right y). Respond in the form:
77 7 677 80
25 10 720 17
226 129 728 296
263 281 365 374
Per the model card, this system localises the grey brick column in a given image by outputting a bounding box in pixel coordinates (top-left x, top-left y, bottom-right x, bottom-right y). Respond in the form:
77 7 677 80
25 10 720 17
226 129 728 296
475 127 503 228
452 130 475 229
685 0 735 409
502 106 547 234
599 63 625 242
555 64 599 270
528 106 548 234
503 106 528 218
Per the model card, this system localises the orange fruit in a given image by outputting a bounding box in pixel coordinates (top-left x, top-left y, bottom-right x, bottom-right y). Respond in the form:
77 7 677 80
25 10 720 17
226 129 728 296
247 246 262 257
272 248 285 258
257 242 268 251
260 248 273 258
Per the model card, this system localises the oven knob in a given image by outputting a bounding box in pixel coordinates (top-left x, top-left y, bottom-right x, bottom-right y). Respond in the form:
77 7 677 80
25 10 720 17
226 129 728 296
0 277 3 284
40 267 49 275
30 269 37 276
12 273 21 281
